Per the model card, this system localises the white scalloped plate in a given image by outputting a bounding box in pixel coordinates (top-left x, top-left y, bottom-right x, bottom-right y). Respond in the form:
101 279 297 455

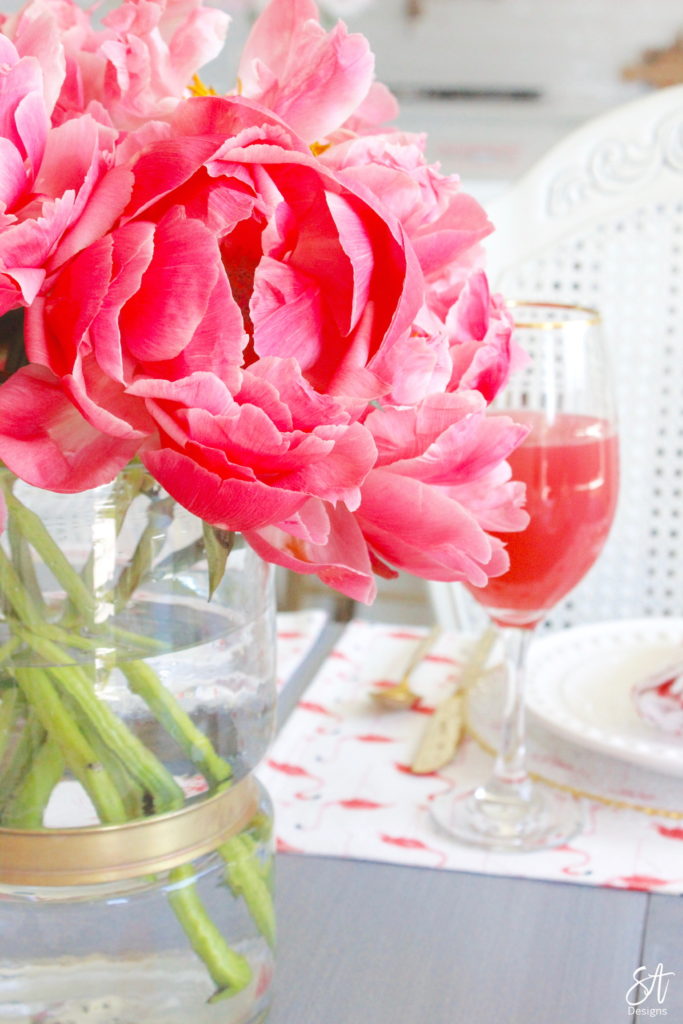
526 618 683 778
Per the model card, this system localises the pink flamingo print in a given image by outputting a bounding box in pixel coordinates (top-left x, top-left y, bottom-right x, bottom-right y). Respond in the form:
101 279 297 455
380 834 448 868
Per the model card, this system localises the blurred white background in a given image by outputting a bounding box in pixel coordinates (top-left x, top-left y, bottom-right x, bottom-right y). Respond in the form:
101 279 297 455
206 0 683 201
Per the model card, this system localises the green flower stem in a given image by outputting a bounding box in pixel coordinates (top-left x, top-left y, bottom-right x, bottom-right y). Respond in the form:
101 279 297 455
0 638 21 666
53 462 148 615
111 463 150 534
0 685 19 763
16 629 184 816
113 497 174 611
219 834 276 949
1 734 64 828
13 646 253 997
0 643 23 793
226 828 271 881
2 489 95 622
12 666 128 824
0 700 45 815
58 692 150 820
41 623 102 654
108 626 169 654
0 475 267 998
3 479 168 655
7 518 44 613
167 863 252 1000
120 660 233 785
146 538 205 584
121 659 275 950
0 549 96 657
0 547 46 633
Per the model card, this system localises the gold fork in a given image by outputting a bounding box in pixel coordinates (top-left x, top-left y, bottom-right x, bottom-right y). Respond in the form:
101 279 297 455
371 626 441 709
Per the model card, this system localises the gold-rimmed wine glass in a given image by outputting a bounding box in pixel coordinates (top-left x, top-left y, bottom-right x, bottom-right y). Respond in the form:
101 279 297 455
431 302 620 851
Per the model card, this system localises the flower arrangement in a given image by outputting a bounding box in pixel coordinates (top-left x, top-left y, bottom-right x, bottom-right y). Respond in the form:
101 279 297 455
0 0 527 604
0 0 528 1012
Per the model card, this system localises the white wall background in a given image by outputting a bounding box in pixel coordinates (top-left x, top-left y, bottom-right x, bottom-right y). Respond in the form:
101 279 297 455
338 0 683 104
210 0 683 106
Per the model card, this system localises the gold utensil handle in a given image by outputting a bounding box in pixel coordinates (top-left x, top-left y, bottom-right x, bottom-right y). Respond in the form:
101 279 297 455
411 693 464 775
399 625 441 682
411 626 497 775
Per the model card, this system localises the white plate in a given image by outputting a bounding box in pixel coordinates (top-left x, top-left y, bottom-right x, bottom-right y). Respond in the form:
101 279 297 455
526 618 683 778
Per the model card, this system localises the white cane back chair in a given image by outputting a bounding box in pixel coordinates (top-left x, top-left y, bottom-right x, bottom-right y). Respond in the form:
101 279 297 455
430 84 683 632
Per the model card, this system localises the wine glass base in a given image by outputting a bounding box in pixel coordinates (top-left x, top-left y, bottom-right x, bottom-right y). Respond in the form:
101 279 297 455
430 782 583 853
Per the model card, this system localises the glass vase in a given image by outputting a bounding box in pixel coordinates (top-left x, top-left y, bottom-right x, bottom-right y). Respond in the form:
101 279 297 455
0 465 277 1023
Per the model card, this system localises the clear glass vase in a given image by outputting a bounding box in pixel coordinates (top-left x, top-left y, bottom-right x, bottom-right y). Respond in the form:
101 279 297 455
0 782 275 1024
0 465 277 1022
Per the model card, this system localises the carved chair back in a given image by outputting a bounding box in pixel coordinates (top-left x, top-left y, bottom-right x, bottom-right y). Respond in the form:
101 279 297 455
430 84 683 631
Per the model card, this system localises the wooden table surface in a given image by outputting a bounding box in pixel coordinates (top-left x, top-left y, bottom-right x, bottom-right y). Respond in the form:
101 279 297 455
267 622 683 1024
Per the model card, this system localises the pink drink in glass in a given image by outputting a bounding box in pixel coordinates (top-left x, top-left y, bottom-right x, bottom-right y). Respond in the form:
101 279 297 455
469 410 619 629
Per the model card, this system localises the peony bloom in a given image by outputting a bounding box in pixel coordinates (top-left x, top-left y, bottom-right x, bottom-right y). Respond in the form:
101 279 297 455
237 0 375 144
355 394 529 584
0 34 124 315
443 271 525 402
2 0 230 130
246 392 529 602
95 0 230 128
0 95 419 509
0 0 530 602
240 0 524 409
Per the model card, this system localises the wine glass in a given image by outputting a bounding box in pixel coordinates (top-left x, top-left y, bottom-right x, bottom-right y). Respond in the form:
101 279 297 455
431 302 620 852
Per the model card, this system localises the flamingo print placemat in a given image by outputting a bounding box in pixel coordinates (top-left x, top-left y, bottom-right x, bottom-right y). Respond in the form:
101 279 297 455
259 620 683 894
275 609 329 690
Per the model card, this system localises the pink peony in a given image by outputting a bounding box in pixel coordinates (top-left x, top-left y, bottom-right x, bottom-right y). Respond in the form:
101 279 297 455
245 392 528 601
237 0 374 144
0 34 124 315
0 0 71 116
0 0 530 602
355 394 528 584
2 0 229 129
443 271 526 402
240 5 523 409
323 135 526 403
96 0 229 128
0 95 418 512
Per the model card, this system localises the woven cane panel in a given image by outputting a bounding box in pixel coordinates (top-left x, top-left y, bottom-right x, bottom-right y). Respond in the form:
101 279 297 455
496 200 683 630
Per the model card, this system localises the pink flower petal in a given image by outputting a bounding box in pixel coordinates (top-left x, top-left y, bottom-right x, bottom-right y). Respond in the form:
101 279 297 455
0 137 29 211
356 468 498 585
142 447 309 530
119 210 223 362
245 503 377 603
239 0 374 142
0 365 139 491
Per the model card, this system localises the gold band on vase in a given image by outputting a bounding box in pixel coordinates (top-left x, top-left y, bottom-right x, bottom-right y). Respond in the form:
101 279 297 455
0 774 260 887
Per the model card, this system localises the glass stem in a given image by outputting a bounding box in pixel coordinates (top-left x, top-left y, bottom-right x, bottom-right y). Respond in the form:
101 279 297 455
482 624 535 805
